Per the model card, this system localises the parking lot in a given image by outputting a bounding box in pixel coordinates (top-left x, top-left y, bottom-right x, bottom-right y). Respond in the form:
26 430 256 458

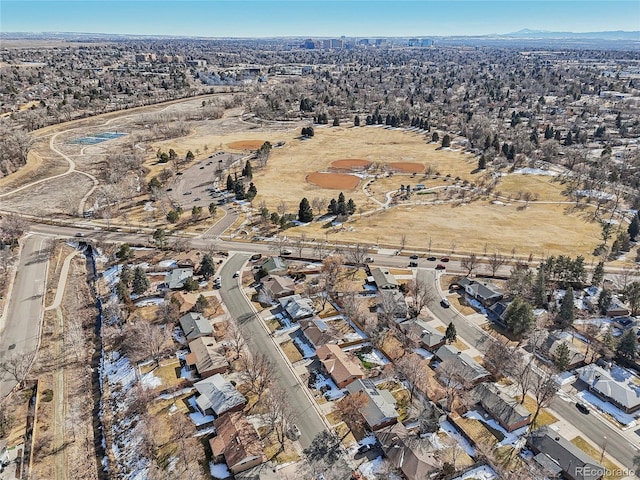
166 152 244 209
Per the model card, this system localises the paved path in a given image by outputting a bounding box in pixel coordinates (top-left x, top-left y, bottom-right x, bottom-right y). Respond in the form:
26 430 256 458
45 250 78 311
218 253 327 449
0 235 51 399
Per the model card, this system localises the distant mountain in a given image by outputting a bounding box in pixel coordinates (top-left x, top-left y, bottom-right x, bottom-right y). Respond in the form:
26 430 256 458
503 29 640 40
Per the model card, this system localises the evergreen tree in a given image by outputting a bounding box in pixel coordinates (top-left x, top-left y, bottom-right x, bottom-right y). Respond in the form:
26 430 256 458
116 244 133 261
346 198 356 216
534 268 547 307
132 267 149 295
152 228 167 249
120 264 132 287
617 329 638 361
431 132 439 143
592 261 605 287
628 214 640 241
246 182 257 201
441 134 451 148
116 279 130 303
332 117 340 126
192 205 203 219
186 150 195 162
328 198 338 215
298 197 314 222
503 297 535 339
208 203 217 216
234 181 246 200
478 156 487 170
565 131 573 146
597 289 612 315
226 174 234 191
354 115 360 127
445 322 457 343
554 342 571 371
193 294 209 313
557 287 575 329
242 160 253 179
183 277 199 292
198 253 216 280
167 210 180 223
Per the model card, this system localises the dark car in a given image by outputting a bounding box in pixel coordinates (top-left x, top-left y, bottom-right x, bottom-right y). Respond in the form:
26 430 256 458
357 444 373 454
576 402 590 414
441 257 450 262
435 264 446 270
409 261 418 267
409 254 419 260
440 298 451 308
427 256 437 261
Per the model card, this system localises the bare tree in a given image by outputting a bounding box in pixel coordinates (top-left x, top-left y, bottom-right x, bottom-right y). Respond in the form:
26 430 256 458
311 197 328 215
124 320 171 368
461 253 479 276
488 252 508 277
240 351 275 405
347 242 368 267
262 386 298 457
0 351 35 388
406 278 434 317
292 233 307 258
0 213 29 247
436 359 468 411
529 366 559 429
336 390 368 440
483 338 516 380
225 316 246 361
396 353 428 402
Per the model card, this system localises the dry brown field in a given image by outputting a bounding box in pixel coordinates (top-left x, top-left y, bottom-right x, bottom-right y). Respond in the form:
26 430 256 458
227 139 267 150
387 161 425 173
330 159 372 170
306 172 361 190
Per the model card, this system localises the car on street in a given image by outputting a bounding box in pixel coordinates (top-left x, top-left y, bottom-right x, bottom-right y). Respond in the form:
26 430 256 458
184 191 192 195
440 298 451 308
410 254 419 260
576 402 590 414
166 188 173 192
409 261 418 267
364 257 374 263
441 257 450 262
281 249 292 255
286 424 301 440
194 197 201 201
233 271 240 278
74 232 84 237
214 278 222 289
427 256 437 261
435 264 446 270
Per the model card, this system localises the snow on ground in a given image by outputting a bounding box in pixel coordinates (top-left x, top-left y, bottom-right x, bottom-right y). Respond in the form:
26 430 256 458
293 336 316 358
413 348 434 360
140 370 162 390
358 456 403 480
210 462 232 479
102 265 122 288
173 326 188 346
312 371 347 401
453 465 498 480
464 410 528 447
186 395 216 426
273 311 293 329
143 201 157 212
466 297 489 316
576 390 636 426
440 421 475 456
104 351 137 391
158 259 178 268
134 297 165 307
513 168 557 176
357 348 390 366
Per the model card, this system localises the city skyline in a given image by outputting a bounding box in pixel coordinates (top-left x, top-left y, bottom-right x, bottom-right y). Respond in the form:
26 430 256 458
2 1 639 38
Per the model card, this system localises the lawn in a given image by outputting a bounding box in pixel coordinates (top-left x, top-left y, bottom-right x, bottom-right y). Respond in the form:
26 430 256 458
280 339 303 363
434 326 469 351
454 416 498 448
571 436 623 480
516 394 558 427
265 317 281 332
447 295 477 316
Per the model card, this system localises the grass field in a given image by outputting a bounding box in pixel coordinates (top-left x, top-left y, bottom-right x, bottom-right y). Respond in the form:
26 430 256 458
516 394 558 427
571 436 623 480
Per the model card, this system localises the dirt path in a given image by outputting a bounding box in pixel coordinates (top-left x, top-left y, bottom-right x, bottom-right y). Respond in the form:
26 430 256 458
53 307 67 480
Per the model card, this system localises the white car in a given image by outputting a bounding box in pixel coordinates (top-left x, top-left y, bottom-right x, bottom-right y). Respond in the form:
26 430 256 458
233 271 240 278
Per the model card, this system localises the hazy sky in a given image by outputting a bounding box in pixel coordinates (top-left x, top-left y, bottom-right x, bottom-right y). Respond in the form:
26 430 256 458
2 1 639 37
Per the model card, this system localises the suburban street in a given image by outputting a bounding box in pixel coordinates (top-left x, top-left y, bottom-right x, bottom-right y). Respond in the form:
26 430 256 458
0 235 51 399
418 267 639 471
218 253 327 449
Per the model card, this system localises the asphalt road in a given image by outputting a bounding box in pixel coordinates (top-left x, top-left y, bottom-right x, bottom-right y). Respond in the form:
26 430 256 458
418 267 639 470
0 235 51 399
218 253 326 449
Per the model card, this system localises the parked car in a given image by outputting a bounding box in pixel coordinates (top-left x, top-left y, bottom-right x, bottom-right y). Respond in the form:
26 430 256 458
440 298 451 308
74 232 84 237
576 402 590 414
286 424 301 440
357 444 373 454
441 257 450 262
281 249 292 255
233 271 240 278
410 254 419 260
364 257 374 263
184 191 192 195
427 256 437 261
409 261 418 267
435 264 446 270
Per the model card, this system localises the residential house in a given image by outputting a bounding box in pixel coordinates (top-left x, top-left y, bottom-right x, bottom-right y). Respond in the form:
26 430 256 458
279 294 315 321
544 334 586 370
316 344 364 388
165 267 194 290
435 345 491 384
262 275 295 299
379 290 408 319
234 464 279 480
375 423 440 480
527 426 605 480
186 336 229 378
488 301 510 327
613 316 636 330
370 267 399 290
400 319 446 351
194 374 246 416
260 257 287 276
606 297 630 317
576 364 640 413
346 379 399 431
210 411 266 474
299 317 339 349
179 312 214 341
473 383 531 432
173 291 199 313
457 278 503 307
